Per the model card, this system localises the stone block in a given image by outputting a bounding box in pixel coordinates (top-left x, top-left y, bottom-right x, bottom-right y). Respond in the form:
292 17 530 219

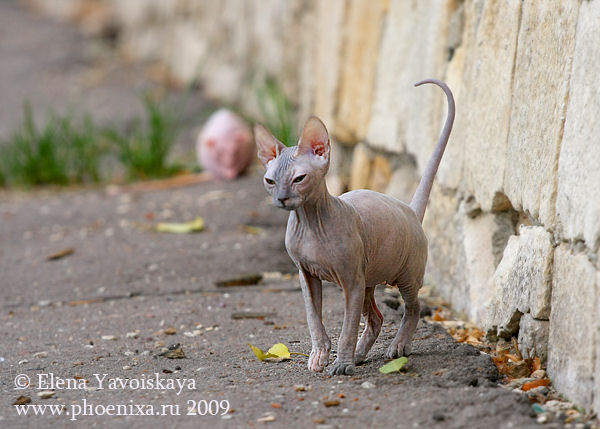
385 164 420 205
334 0 386 143
485 226 553 336
349 143 372 191
556 0 600 252
366 0 455 159
460 0 521 211
518 313 549 363
312 0 347 130
368 155 392 193
504 1 579 227
548 245 597 409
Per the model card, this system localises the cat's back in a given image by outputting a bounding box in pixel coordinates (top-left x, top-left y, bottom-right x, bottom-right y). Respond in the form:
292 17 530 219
339 189 414 220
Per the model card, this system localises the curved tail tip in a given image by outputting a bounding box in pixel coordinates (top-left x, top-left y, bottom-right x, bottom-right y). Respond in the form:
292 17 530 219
414 78 443 87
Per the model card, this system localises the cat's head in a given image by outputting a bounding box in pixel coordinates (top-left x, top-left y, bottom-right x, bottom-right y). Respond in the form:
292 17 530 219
254 116 330 210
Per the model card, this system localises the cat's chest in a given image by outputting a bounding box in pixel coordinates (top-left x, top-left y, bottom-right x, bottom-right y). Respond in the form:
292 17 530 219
284 215 355 282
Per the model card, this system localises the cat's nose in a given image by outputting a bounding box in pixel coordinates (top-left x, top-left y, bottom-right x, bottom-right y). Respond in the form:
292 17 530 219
278 197 288 205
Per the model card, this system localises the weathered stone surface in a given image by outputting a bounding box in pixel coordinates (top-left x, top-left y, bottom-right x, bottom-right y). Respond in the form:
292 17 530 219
518 313 549 363
556 0 600 252
366 0 455 160
312 0 347 130
504 1 578 227
334 0 386 143
368 155 392 193
461 209 514 325
460 0 521 211
485 226 553 335
326 141 353 196
548 245 597 408
349 143 372 191
385 164 420 204
424 186 462 306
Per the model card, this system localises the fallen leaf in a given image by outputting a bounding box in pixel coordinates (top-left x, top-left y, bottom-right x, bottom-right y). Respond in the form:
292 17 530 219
270 403 282 408
249 344 270 361
257 415 275 422
215 274 263 287
156 218 204 234
268 343 291 359
248 343 307 361
379 357 408 374
522 379 551 391
47 248 74 261
323 399 341 407
433 308 445 322
242 225 264 235
164 327 177 335
13 396 31 405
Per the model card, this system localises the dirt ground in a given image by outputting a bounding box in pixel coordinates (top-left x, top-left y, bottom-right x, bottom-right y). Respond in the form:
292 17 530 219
0 1 549 428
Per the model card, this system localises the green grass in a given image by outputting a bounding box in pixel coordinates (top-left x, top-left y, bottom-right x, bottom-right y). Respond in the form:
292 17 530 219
104 93 182 180
255 78 296 146
0 104 105 187
0 94 184 188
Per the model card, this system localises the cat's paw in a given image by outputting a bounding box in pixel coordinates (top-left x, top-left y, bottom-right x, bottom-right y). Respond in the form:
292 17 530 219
385 340 412 359
354 351 368 365
308 348 329 372
327 359 355 376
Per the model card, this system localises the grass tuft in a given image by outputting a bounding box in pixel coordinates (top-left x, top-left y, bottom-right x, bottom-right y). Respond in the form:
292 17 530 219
104 93 182 180
255 78 296 146
0 104 105 187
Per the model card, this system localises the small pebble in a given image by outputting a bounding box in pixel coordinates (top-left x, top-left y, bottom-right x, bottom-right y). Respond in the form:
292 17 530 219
126 332 139 339
536 413 549 424
37 391 55 399
123 365 132 370
18 359 29 365
33 351 48 359
531 369 546 379
361 381 376 389
101 335 118 341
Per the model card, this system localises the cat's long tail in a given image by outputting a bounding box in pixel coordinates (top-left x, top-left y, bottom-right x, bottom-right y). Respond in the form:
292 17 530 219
409 78 455 223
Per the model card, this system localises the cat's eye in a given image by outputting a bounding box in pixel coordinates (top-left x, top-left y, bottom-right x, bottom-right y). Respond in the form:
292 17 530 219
292 174 307 184
265 177 275 185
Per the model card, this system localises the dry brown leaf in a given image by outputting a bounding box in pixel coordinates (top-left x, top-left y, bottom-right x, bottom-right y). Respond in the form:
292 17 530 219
47 248 75 261
522 379 551 391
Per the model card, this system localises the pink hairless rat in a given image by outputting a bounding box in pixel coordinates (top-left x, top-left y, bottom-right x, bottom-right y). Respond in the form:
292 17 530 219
254 79 455 375
197 109 255 181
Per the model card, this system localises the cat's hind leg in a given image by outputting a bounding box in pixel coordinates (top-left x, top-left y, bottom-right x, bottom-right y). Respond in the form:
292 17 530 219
354 286 383 364
386 278 421 358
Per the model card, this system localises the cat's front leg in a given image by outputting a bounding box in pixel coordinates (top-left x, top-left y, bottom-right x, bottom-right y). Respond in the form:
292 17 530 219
328 273 365 375
299 269 330 372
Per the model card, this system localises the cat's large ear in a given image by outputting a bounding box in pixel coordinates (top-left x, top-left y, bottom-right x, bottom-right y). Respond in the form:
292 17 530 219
254 124 286 166
297 116 330 161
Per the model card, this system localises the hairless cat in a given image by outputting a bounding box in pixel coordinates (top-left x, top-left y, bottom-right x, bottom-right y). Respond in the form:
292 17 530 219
255 79 455 375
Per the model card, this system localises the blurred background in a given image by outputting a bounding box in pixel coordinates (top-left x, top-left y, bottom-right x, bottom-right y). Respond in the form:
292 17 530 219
1 0 599 415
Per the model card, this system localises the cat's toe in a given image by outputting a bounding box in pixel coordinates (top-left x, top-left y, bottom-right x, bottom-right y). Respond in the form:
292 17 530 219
327 360 355 376
308 348 329 372
386 341 412 359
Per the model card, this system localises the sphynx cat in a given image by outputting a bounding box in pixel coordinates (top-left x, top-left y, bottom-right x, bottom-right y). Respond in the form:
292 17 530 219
255 79 455 375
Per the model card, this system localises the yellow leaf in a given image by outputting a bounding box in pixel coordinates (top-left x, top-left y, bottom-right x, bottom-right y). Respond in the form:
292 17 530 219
267 343 291 359
248 344 270 361
156 217 204 234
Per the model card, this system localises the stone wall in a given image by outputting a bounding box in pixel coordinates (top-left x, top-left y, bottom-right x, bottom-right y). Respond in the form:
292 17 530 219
30 0 600 412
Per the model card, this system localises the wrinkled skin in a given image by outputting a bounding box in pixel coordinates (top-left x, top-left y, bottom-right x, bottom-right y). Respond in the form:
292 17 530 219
197 109 255 181
255 79 455 375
